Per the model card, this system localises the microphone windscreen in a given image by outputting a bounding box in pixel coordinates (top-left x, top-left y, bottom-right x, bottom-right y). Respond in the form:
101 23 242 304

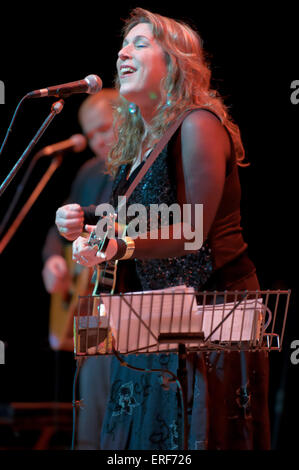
85 75 103 94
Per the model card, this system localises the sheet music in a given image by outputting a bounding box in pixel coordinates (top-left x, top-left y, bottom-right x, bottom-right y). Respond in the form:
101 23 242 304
101 286 266 353
102 285 197 352
196 298 265 342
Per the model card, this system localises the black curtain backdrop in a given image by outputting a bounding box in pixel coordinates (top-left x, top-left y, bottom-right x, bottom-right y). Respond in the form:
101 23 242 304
0 1 298 450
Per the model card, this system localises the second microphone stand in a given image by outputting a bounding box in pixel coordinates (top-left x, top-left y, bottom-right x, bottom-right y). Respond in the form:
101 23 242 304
0 99 64 198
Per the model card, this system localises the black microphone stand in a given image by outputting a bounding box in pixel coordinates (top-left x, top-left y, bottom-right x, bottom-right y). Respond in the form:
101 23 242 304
0 147 55 238
0 99 64 198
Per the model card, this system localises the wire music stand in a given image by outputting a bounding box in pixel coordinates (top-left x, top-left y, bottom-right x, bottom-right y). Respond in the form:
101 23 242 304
71 287 291 449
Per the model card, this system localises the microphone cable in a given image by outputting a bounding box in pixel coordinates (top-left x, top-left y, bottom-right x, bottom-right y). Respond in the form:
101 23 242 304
71 357 84 451
112 346 189 450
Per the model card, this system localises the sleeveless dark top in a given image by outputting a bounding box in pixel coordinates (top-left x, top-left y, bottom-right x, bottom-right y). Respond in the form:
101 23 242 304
109 116 255 294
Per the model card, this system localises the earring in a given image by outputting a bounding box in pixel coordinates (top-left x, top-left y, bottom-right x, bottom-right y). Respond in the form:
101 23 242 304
166 93 172 107
128 103 137 114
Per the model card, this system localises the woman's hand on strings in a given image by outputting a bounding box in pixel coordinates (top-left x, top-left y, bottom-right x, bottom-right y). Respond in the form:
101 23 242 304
72 224 118 267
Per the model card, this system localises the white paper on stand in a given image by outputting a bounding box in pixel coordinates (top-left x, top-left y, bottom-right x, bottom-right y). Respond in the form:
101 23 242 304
101 286 266 353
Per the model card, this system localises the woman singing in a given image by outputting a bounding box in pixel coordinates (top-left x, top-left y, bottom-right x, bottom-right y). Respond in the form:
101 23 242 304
55 8 270 450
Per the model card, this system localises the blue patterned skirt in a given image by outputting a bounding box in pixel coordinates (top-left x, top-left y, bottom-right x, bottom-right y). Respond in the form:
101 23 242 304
100 349 270 450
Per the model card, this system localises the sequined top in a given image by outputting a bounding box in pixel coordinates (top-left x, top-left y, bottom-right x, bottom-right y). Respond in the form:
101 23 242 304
108 120 253 293
111 144 213 291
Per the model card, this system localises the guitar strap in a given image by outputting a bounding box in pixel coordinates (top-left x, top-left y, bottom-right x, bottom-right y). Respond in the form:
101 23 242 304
91 110 193 296
121 109 193 203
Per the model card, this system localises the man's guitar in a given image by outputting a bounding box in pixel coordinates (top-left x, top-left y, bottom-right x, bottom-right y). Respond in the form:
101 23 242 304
48 244 94 351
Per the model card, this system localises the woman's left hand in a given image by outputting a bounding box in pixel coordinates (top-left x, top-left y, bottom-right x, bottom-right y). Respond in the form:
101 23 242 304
72 224 118 267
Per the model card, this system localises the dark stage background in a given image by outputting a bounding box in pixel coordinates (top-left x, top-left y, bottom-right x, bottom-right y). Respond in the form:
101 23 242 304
0 1 298 450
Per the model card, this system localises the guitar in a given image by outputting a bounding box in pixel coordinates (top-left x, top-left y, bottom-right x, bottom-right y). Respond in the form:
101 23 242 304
87 217 119 297
48 243 94 352
87 214 128 311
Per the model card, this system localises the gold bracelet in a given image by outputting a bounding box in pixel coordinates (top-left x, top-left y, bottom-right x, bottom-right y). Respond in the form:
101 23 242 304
119 237 135 260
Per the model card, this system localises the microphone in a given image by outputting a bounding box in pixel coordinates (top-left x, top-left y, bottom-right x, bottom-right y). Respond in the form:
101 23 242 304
27 75 103 99
36 134 87 157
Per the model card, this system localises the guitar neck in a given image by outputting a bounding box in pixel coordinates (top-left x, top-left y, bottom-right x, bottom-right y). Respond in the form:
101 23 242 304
92 260 118 296
88 217 126 297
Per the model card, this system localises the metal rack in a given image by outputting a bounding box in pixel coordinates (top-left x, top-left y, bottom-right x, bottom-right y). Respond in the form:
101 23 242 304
73 288 291 356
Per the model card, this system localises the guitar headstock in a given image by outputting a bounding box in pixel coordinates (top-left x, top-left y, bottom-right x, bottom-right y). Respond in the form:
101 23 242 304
88 230 101 248
87 212 116 253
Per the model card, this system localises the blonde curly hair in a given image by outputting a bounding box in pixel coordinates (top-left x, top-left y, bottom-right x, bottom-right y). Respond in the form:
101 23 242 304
107 8 247 176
